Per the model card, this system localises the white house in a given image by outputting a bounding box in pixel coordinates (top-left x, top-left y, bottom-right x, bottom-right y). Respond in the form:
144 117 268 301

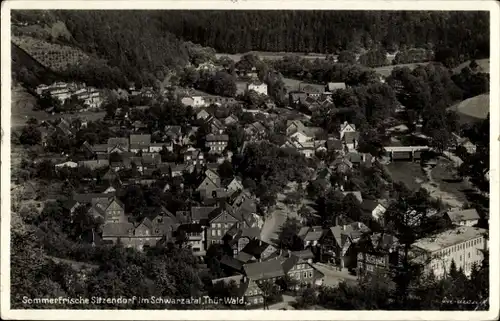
247 81 268 96
290 130 311 144
55 161 78 169
361 200 386 222
196 109 211 120
339 121 356 139
182 96 207 108
446 209 480 227
411 226 487 278
226 177 244 193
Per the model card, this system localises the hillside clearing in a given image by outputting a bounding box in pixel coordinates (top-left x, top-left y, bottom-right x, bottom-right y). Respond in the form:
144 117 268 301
447 93 489 124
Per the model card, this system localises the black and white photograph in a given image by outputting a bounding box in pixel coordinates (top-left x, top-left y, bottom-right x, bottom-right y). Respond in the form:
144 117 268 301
1 1 498 320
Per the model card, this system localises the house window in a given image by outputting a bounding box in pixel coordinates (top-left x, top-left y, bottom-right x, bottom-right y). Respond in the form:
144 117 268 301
253 298 258 304
259 298 264 303
468 253 471 259
217 230 221 236
211 223 216 228
309 272 313 278
303 272 307 278
211 230 216 236
460 255 462 261
217 223 221 228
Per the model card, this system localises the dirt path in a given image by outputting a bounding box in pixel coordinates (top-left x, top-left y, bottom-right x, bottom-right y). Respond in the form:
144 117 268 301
421 164 464 209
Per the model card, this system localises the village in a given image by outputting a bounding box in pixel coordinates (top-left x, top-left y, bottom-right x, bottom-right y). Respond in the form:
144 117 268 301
11 56 490 309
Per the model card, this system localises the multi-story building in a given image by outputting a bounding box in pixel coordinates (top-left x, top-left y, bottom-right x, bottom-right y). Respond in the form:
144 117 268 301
205 134 229 154
246 81 268 96
411 226 488 278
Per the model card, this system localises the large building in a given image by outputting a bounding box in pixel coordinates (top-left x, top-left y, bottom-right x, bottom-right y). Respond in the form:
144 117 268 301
246 81 268 96
411 226 488 278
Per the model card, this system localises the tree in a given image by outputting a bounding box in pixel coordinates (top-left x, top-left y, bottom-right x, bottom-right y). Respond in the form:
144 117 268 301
209 71 237 97
19 125 41 146
337 50 357 64
277 217 303 251
225 125 245 153
217 161 234 183
295 287 318 309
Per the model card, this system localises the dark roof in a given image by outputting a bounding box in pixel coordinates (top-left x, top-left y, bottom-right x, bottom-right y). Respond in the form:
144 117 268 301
327 139 343 150
130 134 151 146
73 193 112 203
291 249 315 261
236 251 255 263
281 255 301 274
446 209 480 222
102 222 135 237
361 200 381 212
241 239 274 258
220 255 244 271
343 131 360 144
191 206 218 222
177 223 204 233
243 259 285 280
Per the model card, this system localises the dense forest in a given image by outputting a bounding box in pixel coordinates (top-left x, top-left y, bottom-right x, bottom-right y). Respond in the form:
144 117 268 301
158 11 489 58
12 10 489 88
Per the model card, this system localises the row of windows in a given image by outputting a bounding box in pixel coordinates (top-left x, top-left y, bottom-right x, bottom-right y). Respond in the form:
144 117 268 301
211 223 230 229
435 238 482 258
211 229 223 237
291 271 313 279
291 264 309 270
251 297 264 304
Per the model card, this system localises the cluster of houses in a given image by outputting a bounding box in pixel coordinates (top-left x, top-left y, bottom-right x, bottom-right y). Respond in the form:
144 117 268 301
281 120 360 159
36 82 103 110
288 82 346 113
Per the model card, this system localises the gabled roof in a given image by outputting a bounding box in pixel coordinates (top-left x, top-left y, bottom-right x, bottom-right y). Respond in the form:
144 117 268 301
342 191 363 203
130 134 151 146
220 255 244 271
361 200 383 212
241 239 274 258
108 137 129 148
446 209 480 223
236 251 255 263
243 259 285 280
190 206 218 222
291 249 315 261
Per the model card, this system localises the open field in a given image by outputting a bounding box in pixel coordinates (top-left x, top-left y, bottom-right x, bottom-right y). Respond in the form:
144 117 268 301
447 93 489 124
429 157 471 206
453 58 490 74
11 86 106 128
